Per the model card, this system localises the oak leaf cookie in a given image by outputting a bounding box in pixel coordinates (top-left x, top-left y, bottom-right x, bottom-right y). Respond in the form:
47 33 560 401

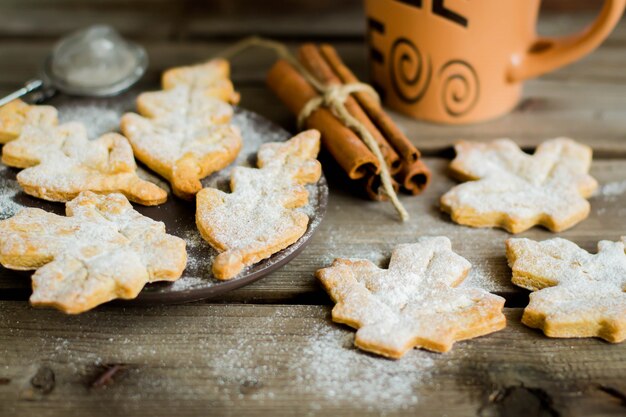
121 59 242 200
440 138 598 233
196 130 322 280
506 237 626 342
316 237 506 358
0 99 57 143
1 105 167 205
0 192 187 314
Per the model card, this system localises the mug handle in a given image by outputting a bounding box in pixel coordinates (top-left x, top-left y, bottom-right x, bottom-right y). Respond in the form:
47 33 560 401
508 0 625 82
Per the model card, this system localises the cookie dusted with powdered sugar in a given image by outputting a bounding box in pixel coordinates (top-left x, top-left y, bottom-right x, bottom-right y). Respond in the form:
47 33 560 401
196 130 321 280
0 192 187 314
121 59 242 200
162 58 240 105
0 99 57 143
441 138 598 233
316 237 506 358
507 237 626 342
1 100 167 206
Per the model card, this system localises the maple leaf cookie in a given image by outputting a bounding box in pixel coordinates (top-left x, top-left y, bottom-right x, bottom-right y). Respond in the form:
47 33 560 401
440 138 598 233
316 237 506 358
1 105 167 205
196 130 322 280
121 59 242 200
506 237 626 342
0 99 57 143
0 192 187 314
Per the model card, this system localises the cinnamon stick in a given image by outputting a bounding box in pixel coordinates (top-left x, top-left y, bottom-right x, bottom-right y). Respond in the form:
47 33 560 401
364 173 400 201
297 44 402 174
320 44 431 194
320 44 419 163
397 159 431 195
267 59 379 179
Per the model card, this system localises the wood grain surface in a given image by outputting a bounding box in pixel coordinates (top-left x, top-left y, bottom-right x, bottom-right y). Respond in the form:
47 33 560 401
1 303 625 417
0 3 625 417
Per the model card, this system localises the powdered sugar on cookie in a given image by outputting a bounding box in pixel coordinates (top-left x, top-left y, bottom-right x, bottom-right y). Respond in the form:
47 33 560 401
506 237 626 342
121 59 242 200
0 192 187 314
441 138 598 233
196 130 322 280
0 99 167 205
316 237 506 358
0 165 21 220
0 99 57 143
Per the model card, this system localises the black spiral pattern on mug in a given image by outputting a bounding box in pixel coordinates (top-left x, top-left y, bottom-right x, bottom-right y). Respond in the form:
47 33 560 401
389 37 432 104
438 60 480 117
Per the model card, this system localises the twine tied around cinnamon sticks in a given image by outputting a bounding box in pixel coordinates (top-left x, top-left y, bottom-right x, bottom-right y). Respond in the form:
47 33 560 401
216 36 409 222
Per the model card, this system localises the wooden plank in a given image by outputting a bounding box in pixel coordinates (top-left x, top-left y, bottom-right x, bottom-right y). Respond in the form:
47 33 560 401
0 41 366 87
0 1 182 40
237 83 626 158
390 79 626 157
0 302 624 417
2 36 626 87
183 6 621 40
0 3 618 40
1 158 625 304
1 34 626 155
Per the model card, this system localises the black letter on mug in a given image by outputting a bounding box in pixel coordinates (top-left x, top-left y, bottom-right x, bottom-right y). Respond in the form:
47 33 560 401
367 17 387 96
395 0 423 8
367 17 385 64
432 0 468 28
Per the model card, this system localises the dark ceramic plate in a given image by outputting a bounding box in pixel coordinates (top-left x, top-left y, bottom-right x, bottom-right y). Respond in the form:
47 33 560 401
0 91 328 304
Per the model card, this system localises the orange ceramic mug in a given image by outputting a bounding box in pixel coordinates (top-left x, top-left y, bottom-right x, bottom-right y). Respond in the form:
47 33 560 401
365 0 626 124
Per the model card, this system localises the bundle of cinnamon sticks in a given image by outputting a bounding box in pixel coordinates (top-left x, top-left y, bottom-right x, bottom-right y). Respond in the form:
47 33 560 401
267 43 430 200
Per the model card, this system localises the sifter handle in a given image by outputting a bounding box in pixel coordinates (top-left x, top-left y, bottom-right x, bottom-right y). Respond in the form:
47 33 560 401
0 79 45 107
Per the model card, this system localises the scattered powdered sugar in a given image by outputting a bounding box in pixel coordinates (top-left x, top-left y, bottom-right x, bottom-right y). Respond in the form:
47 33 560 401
183 228 205 250
58 103 125 139
292 323 435 410
136 165 171 194
462 260 501 291
202 108 290 188
206 313 436 413
0 165 21 220
597 180 626 201
169 275 209 291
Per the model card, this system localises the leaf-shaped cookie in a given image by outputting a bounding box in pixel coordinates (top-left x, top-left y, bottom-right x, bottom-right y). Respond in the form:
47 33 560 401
196 130 322 280
0 192 187 314
121 59 242 200
440 138 598 233
1 102 167 205
162 58 240 104
506 237 626 342
0 99 57 143
316 237 506 358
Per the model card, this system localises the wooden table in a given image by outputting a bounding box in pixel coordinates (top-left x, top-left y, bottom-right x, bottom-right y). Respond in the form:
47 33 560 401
1 3 625 416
